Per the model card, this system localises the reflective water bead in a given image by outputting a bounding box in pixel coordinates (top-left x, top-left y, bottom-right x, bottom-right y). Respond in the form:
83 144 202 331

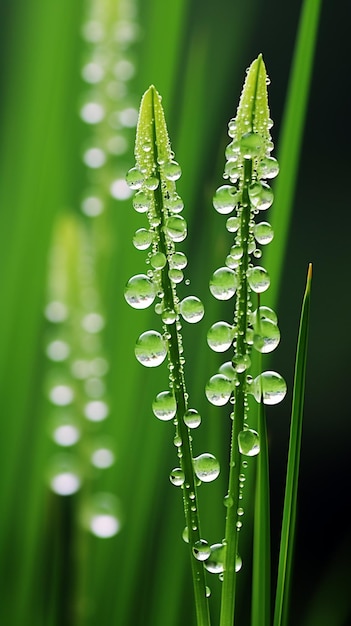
258 156 279 179
250 182 274 211
206 586 211 598
161 308 177 324
205 374 232 406
253 370 287 405
184 408 201 429
225 255 239 270
170 252 187 269
226 216 240 232
124 274 156 309
230 244 243 260
132 190 151 213
150 252 167 269
144 176 159 190
254 221 274 245
169 268 184 283
225 140 240 159
165 216 187 242
213 185 238 214
223 494 234 508
135 331 167 367
193 540 211 561
228 118 237 137
204 543 226 574
152 391 176 420
180 296 204 323
247 266 270 293
126 166 144 189
218 361 237 381
253 319 280 353
169 467 185 486
193 453 220 482
233 354 251 373
207 321 234 352
209 267 237 300
163 160 182 181
182 526 189 543
133 228 153 250
240 131 264 158
238 429 260 456
252 305 278 324
166 194 184 213
225 161 241 183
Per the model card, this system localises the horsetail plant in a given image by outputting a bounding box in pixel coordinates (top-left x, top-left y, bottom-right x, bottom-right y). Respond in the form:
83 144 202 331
125 55 311 626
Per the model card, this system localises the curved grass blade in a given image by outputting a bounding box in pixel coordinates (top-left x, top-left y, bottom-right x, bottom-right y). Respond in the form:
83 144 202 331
273 264 312 626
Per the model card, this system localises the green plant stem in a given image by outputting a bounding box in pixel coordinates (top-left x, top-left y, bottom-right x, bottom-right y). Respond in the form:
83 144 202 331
220 158 252 626
151 90 211 626
273 264 312 626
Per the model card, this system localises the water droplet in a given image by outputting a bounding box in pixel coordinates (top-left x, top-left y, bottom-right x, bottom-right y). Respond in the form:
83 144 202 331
207 321 234 352
193 540 211 561
133 228 153 250
169 467 185 486
210 267 237 300
166 194 184 213
237 507 244 516
213 185 238 214
184 408 201 429
161 308 177 324
49 455 81 496
84 493 122 538
135 331 167 367
204 543 226 574
145 176 159 190
253 319 280 353
253 371 287 405
182 526 189 543
233 354 251 373
258 156 279 179
163 160 182 181
168 268 184 283
165 216 187 242
224 161 241 183
124 274 156 309
254 221 274 245
247 266 270 293
205 374 232 405
170 252 187 269
249 182 274 210
226 216 240 232
230 244 243 260
152 390 176 420
133 190 151 213
206 586 211 598
240 131 264 158
150 252 167 269
238 429 260 456
193 453 220 482
218 361 237 381
223 494 234 507
225 140 240 159
180 296 204 323
126 166 144 189
252 306 278 325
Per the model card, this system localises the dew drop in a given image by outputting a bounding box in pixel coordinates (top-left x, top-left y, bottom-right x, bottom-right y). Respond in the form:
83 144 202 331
204 543 226 574
240 131 264 158
207 321 234 352
126 166 144 189
254 221 274 245
223 494 234 508
132 190 151 213
238 429 260 456
169 467 185 486
85 493 122 538
166 194 184 213
251 305 278 325
258 156 279 179
210 267 237 300
180 296 204 323
163 160 182 181
213 185 238 214
184 408 201 429
150 252 167 269
205 374 232 406
193 453 220 483
144 176 159 190
233 354 251 373
161 308 177 324
218 361 237 381
124 274 156 309
165 216 187 242
249 182 274 210
135 331 167 367
152 390 176 420
247 266 270 293
170 252 187 270
168 268 184 283
182 526 189 543
253 319 280 353
133 228 153 250
193 540 211 561
226 216 240 232
253 371 287 405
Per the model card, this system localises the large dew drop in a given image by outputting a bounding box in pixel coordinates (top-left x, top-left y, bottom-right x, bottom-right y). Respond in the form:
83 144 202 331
192 540 211 561
152 390 177 421
238 429 260 456
169 467 185 486
163 160 182 181
204 543 226 574
135 331 167 367
253 370 287 405
213 185 238 214
180 296 204 323
240 131 264 158
253 319 280 353
165 216 187 242
210 267 237 300
205 374 232 406
124 274 156 309
247 266 270 293
193 453 220 482
207 321 234 352
133 228 153 250
248 182 273 210
254 221 274 245
126 166 144 189
184 408 201 429
258 156 279 179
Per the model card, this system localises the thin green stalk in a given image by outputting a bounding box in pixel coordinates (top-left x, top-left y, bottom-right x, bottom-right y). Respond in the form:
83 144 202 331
273 264 312 626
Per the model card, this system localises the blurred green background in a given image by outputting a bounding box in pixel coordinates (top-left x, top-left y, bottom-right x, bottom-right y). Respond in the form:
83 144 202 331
0 0 350 625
